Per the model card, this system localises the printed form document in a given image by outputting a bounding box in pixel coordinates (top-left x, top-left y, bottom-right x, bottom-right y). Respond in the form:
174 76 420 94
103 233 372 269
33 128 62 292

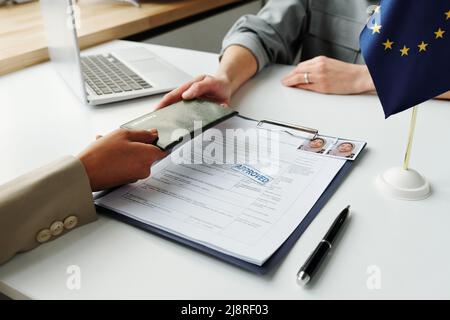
96 117 346 266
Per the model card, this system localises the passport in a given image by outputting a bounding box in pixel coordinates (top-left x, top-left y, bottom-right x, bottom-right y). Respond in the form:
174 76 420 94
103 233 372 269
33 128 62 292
121 99 238 151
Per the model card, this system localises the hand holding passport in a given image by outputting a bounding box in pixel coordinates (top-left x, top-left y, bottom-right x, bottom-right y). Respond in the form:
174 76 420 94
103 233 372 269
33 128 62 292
121 100 237 151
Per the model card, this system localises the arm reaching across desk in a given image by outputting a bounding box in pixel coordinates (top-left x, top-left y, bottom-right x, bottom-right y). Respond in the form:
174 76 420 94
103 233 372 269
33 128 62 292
156 0 377 109
0 129 165 265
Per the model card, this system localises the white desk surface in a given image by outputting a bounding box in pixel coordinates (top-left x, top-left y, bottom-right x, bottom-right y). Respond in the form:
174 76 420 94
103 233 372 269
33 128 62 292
1 40 449 300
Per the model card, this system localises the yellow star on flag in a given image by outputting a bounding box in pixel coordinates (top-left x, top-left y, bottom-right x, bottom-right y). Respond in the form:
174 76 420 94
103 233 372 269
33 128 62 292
400 46 410 57
372 23 382 34
417 41 428 52
445 10 450 20
435 28 445 39
382 39 394 50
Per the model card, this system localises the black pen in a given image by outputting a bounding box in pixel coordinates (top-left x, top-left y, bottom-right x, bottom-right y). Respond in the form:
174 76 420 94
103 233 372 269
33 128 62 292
297 205 350 285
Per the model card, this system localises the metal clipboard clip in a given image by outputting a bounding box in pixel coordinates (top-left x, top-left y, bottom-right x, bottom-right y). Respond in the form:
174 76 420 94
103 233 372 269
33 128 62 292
256 119 319 140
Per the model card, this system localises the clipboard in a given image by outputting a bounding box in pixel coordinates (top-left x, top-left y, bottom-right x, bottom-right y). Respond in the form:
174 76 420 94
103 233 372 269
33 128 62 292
96 115 364 275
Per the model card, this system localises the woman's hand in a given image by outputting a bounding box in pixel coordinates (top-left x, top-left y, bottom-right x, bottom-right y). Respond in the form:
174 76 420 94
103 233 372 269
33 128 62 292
156 45 258 109
78 129 166 192
156 74 233 109
282 56 375 95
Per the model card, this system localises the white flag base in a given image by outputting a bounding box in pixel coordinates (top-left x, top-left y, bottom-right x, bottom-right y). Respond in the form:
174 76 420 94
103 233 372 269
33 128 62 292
376 167 431 201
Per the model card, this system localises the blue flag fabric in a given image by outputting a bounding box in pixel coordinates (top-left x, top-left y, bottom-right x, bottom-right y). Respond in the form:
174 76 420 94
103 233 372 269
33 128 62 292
360 1 450 118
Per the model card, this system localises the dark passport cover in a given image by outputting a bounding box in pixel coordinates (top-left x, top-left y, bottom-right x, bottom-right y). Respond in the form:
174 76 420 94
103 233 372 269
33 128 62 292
121 100 238 151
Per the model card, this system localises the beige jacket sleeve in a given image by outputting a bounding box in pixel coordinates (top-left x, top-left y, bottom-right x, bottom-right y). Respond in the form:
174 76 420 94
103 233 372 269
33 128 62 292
0 156 97 265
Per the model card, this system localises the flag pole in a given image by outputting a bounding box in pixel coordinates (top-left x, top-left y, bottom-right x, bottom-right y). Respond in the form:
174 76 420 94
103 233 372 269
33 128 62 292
402 106 418 170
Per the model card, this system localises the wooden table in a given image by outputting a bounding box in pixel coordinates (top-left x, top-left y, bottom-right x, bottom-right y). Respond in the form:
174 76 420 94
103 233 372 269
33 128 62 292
0 0 244 76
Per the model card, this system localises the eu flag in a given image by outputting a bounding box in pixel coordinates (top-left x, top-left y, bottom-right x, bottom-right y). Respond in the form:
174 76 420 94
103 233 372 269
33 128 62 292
360 1 450 118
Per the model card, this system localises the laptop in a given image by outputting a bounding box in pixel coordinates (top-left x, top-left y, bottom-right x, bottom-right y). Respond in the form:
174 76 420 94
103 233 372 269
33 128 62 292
40 0 192 105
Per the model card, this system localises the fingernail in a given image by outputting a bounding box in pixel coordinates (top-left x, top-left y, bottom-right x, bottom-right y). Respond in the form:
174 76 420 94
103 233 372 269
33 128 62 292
149 128 158 134
182 91 192 99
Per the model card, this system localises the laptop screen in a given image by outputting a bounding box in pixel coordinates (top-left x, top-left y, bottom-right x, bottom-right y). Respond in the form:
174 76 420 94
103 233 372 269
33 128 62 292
40 0 87 103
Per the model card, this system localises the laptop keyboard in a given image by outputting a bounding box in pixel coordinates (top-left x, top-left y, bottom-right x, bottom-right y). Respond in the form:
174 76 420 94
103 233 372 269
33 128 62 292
81 54 152 96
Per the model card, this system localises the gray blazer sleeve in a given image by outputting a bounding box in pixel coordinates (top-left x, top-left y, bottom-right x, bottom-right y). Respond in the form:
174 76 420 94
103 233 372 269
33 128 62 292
221 0 308 71
0 156 97 265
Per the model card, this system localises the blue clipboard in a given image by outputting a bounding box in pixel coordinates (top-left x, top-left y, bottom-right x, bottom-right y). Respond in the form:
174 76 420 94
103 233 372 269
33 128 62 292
95 116 361 275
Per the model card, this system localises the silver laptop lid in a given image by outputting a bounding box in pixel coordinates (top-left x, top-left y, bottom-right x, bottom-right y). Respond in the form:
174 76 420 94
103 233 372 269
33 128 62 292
40 0 87 103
